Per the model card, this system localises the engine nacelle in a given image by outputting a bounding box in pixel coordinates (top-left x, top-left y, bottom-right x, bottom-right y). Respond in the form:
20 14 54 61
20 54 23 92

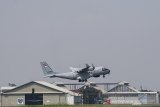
77 77 87 82
77 77 82 82
93 75 100 77
88 67 94 71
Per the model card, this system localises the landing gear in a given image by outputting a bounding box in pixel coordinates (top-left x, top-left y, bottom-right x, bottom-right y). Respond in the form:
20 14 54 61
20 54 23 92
78 79 87 82
103 75 105 78
79 79 82 82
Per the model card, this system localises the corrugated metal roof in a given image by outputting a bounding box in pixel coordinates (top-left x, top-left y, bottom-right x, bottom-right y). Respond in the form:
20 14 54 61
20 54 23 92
93 86 107 94
34 81 80 96
128 86 139 92
1 86 16 90
108 83 139 92
3 81 81 96
1 86 16 93
107 92 158 94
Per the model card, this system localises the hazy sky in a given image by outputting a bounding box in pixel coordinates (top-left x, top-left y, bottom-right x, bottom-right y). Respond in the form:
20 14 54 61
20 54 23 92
0 0 160 91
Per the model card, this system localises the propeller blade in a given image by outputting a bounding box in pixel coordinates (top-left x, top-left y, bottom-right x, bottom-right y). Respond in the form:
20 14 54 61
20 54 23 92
86 64 90 68
108 69 110 75
92 64 95 70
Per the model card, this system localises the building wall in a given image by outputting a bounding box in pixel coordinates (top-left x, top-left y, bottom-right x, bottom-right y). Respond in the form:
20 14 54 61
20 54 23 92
43 93 66 105
66 94 74 105
147 94 157 104
107 94 140 104
43 93 81 105
2 93 72 106
138 93 158 104
107 93 159 105
1 94 25 106
74 96 82 104
156 93 159 104
0 94 1 106
109 96 140 104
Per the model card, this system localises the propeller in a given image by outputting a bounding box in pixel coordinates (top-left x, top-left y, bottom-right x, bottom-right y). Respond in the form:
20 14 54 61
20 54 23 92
108 70 110 75
107 68 111 75
85 64 90 68
92 64 95 70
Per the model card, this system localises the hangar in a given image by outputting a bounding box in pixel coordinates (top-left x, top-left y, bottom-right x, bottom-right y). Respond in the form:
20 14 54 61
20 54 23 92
0 81 159 106
0 81 81 106
69 81 159 105
104 81 159 105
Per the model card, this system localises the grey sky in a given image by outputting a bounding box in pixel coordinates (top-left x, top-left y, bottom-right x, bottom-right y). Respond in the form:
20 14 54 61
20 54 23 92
0 0 160 91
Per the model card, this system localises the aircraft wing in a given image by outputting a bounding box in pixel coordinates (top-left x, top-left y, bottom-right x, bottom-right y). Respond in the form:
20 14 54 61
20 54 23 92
77 64 90 73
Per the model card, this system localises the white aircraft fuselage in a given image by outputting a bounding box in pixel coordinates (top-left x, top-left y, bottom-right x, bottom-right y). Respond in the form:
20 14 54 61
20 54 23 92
40 62 110 82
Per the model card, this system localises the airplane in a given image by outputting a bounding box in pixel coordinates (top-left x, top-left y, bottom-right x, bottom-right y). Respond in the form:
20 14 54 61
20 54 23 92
40 61 110 82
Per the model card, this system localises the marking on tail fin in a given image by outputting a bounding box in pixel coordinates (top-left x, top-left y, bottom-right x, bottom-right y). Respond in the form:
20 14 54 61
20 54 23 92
40 61 54 76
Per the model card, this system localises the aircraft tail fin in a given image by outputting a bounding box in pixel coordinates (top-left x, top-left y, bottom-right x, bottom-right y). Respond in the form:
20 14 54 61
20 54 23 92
40 61 56 77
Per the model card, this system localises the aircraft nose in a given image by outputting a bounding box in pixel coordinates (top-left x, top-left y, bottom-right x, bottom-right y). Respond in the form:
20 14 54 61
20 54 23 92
108 69 110 74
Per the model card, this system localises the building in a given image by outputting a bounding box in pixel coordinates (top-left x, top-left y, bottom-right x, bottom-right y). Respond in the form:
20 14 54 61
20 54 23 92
0 81 81 106
0 80 159 106
72 82 107 104
70 81 159 105
104 81 159 105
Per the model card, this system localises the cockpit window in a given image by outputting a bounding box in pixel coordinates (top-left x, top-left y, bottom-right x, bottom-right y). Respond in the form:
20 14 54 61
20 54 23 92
102 67 107 71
